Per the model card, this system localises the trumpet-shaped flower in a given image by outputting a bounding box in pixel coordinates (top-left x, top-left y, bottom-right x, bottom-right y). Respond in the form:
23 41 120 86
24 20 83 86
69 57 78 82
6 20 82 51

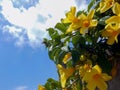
106 2 120 24
38 85 45 90
102 23 120 45
83 65 112 90
103 2 120 45
62 7 81 33
78 10 98 34
97 0 114 13
63 53 71 64
57 64 74 88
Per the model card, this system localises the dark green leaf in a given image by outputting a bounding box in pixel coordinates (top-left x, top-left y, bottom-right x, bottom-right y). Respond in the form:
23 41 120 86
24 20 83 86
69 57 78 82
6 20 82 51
87 0 96 12
55 23 67 33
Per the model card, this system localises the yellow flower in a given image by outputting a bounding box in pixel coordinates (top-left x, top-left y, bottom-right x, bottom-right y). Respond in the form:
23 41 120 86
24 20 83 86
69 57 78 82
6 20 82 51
97 0 114 13
79 64 92 77
103 2 120 45
38 85 45 90
62 7 81 33
63 53 71 64
102 23 120 45
79 10 98 34
83 65 112 90
57 64 74 88
105 2 120 24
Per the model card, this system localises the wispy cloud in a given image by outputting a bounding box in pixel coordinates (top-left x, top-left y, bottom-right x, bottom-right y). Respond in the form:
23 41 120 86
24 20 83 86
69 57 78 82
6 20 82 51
0 0 87 47
14 86 28 90
13 86 37 90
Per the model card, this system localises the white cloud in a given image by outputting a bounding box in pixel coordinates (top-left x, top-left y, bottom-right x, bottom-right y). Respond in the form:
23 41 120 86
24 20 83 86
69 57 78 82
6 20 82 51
0 0 87 47
14 86 28 90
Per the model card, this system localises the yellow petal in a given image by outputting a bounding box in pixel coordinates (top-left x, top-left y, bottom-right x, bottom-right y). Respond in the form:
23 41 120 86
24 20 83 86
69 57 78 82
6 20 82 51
38 85 45 90
87 10 95 20
107 36 115 45
106 16 120 24
62 18 71 23
96 79 108 90
62 7 76 23
93 65 102 74
112 2 120 16
66 25 73 33
90 20 98 27
70 7 76 15
100 0 114 13
115 34 119 43
83 69 98 82
57 64 74 88
80 27 88 34
66 23 81 34
87 81 96 90
78 13 87 20
102 73 112 81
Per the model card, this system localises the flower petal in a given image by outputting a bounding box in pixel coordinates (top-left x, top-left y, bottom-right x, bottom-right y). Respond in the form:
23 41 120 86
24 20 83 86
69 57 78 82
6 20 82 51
93 65 102 74
102 73 112 81
87 10 95 19
107 36 115 45
106 16 120 24
90 20 98 27
57 64 74 88
87 81 96 90
80 27 88 34
96 78 108 90
112 2 120 16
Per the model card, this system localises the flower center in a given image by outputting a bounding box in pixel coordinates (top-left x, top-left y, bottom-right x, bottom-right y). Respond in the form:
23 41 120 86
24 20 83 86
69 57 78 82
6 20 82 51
83 20 90 27
93 74 100 80
112 30 118 36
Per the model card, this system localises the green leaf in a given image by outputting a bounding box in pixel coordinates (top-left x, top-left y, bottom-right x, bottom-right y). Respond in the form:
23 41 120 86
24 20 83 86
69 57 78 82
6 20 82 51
48 47 58 60
98 16 110 25
87 0 96 12
72 35 85 45
47 28 55 37
55 23 67 33
44 78 61 90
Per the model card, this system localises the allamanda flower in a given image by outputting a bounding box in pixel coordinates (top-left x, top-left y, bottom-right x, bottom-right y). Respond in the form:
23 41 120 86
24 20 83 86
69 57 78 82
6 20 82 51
102 23 120 45
105 2 120 24
78 10 98 34
97 0 114 13
102 2 120 45
83 65 112 90
57 64 74 88
62 7 81 33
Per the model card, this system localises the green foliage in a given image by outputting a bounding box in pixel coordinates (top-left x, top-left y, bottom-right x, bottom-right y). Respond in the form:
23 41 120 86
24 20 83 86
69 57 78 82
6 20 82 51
44 78 61 90
87 0 96 11
42 0 120 89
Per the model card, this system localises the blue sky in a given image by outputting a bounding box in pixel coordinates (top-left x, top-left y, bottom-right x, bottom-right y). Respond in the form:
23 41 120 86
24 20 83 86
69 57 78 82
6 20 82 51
0 0 88 90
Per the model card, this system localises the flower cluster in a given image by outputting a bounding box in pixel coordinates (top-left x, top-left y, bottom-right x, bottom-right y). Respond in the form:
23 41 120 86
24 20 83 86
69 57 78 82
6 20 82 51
41 0 120 90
